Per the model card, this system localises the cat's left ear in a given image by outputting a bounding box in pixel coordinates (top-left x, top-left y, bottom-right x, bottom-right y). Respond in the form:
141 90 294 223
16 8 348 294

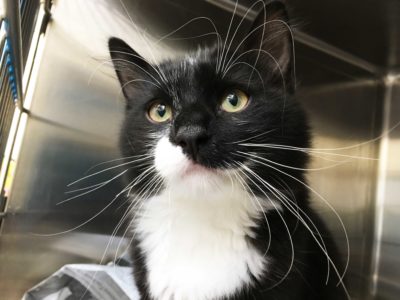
108 37 154 101
243 1 294 89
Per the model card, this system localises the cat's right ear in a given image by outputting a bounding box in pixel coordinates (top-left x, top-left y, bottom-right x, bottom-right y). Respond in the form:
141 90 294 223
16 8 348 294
241 1 294 91
108 37 152 100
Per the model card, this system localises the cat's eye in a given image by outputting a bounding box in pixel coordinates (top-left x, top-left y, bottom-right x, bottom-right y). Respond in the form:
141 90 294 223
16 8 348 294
147 101 172 123
221 89 249 113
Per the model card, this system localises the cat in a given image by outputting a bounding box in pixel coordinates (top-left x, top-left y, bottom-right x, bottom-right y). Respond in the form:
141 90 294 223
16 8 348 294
108 1 348 299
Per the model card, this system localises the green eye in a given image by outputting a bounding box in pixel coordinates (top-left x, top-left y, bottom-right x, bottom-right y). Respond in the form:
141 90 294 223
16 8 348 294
148 101 172 123
221 89 249 113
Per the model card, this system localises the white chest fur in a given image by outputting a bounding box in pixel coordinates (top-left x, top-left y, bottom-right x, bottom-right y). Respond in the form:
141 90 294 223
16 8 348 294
135 184 268 300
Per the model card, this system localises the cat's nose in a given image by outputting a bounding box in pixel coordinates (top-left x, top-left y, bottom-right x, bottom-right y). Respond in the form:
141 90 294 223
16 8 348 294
174 125 208 161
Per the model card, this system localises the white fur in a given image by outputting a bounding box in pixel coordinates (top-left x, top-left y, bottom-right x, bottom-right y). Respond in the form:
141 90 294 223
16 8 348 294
135 137 279 300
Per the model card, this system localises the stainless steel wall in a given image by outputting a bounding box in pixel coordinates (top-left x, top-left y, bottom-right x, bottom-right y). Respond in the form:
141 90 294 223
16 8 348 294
371 76 400 300
0 0 399 299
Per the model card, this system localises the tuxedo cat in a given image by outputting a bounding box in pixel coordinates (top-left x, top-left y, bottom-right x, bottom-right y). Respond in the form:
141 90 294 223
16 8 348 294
108 1 348 299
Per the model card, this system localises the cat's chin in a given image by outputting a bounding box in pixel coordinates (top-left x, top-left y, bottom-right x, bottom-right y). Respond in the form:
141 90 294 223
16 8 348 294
181 161 215 177
170 161 224 193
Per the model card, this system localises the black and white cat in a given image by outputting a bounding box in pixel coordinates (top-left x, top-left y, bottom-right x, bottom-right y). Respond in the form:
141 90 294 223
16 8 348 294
108 1 348 299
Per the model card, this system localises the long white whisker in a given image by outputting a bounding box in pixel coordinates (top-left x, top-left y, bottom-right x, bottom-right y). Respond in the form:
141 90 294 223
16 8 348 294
34 190 126 237
113 176 164 264
118 0 171 91
224 19 292 74
222 61 266 94
237 150 351 171
110 56 164 87
243 164 331 284
83 154 150 175
58 169 129 204
229 129 277 144
161 32 219 41
235 153 350 289
236 164 294 288
240 143 378 161
230 165 272 255
121 78 162 90
67 156 152 187
154 16 222 70
77 173 161 300
217 0 239 73
65 182 108 195
220 0 265 72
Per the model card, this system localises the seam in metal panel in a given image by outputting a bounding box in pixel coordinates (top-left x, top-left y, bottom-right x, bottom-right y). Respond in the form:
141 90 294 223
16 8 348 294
206 0 382 75
370 75 393 297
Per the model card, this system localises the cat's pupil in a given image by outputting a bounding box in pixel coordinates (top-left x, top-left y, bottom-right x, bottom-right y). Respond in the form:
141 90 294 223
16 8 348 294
228 94 238 106
157 105 166 117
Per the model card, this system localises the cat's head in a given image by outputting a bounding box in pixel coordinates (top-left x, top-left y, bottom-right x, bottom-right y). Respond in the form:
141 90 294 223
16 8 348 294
108 1 309 197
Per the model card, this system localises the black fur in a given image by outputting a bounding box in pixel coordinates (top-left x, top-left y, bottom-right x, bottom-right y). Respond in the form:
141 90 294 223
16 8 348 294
109 1 347 299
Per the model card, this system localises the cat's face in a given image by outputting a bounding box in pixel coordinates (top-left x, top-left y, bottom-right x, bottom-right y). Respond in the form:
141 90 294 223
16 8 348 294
109 1 309 195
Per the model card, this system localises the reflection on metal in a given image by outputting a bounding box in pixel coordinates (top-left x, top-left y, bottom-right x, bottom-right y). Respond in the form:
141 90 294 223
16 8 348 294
206 0 256 19
0 17 19 210
0 0 399 299
0 0 50 226
370 75 400 299
22 2 48 93
20 0 41 68
294 31 381 75
371 75 394 296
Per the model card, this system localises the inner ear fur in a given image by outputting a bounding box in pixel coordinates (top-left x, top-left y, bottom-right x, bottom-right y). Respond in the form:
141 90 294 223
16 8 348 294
108 37 153 99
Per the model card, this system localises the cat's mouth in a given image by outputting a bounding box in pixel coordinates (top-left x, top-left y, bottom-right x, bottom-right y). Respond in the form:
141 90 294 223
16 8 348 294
181 160 215 177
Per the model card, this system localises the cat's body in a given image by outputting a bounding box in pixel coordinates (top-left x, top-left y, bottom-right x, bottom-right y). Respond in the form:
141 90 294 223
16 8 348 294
109 1 348 299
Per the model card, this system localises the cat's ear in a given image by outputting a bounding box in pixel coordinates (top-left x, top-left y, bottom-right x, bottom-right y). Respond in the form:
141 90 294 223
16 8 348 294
108 37 153 99
243 1 293 88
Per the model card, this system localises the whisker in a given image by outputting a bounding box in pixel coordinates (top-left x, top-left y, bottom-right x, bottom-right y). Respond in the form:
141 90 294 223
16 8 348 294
229 129 277 144
117 0 171 91
237 150 351 171
65 182 107 195
67 156 152 187
242 164 331 284
83 154 150 175
76 172 160 300
121 78 162 90
220 0 265 72
110 56 164 87
154 16 222 49
231 166 272 256
160 32 219 41
240 143 378 161
222 61 266 95
113 176 164 265
34 190 126 237
234 152 350 289
58 169 129 205
217 0 239 73
236 163 294 288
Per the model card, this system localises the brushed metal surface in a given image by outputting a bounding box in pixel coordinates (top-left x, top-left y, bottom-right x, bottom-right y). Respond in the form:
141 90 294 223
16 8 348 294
290 0 400 69
297 72 381 299
370 77 400 300
0 0 399 300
